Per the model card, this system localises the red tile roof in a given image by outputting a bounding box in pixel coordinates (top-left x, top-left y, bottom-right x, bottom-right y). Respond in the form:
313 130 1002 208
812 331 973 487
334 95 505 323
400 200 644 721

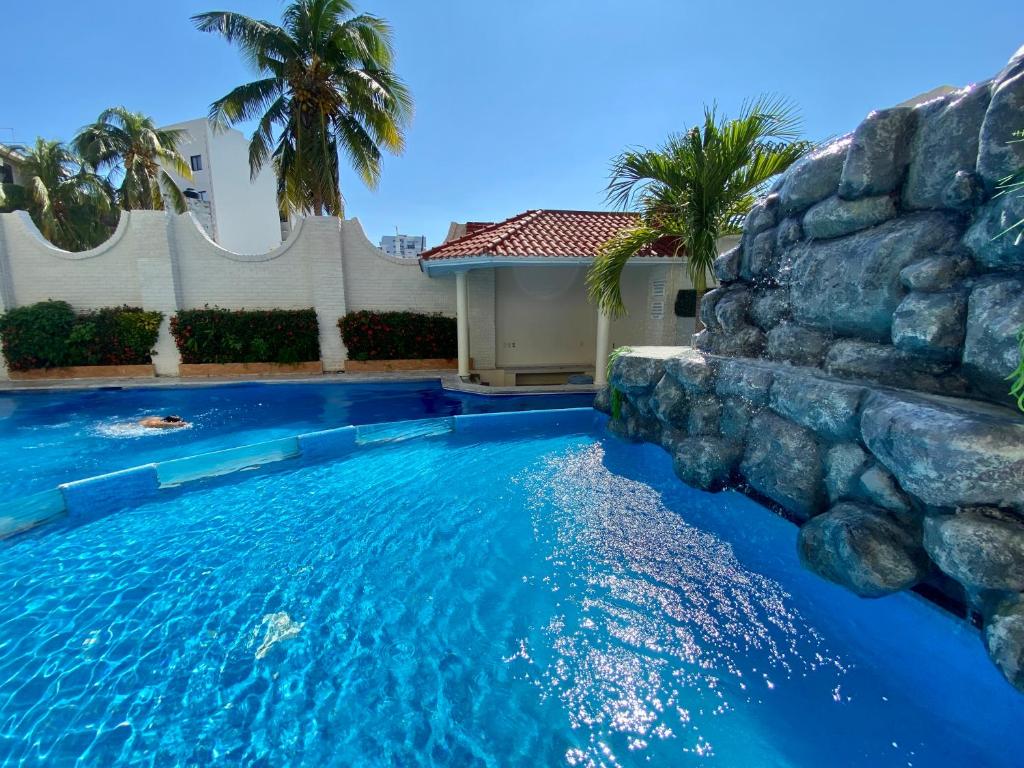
420 209 679 262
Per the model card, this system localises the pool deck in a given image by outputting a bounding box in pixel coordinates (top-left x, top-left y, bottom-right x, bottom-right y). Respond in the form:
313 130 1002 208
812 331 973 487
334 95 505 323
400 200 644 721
0 371 600 396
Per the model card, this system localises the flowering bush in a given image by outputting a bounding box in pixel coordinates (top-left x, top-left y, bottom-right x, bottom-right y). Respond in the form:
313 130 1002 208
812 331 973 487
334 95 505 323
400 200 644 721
338 311 456 361
0 301 162 370
171 307 319 364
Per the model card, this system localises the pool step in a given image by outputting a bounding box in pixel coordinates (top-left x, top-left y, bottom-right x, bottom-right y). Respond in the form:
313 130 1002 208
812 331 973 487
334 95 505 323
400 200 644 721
157 437 301 488
355 417 454 445
0 488 65 539
0 408 602 541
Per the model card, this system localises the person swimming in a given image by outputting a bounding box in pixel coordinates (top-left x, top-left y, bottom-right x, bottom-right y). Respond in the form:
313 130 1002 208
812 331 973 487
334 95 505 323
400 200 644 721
138 415 189 429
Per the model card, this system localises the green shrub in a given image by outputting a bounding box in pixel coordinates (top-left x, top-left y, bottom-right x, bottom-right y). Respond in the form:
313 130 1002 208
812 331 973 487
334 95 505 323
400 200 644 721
338 310 456 361
170 307 320 364
0 301 162 370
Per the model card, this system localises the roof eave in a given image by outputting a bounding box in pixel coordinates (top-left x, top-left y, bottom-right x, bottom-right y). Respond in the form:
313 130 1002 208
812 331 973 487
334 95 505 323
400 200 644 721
419 254 682 277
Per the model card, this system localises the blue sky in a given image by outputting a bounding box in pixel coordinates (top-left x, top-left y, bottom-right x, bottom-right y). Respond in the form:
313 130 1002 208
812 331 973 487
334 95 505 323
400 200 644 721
3 1 1022 247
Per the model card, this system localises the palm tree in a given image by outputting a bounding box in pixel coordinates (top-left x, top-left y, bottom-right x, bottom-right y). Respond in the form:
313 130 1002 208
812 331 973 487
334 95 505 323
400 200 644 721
0 138 115 251
73 107 192 213
192 0 413 217
587 98 812 326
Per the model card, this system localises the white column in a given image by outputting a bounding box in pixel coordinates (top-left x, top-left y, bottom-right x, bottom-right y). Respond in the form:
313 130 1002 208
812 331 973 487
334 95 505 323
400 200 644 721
594 310 611 387
456 270 470 378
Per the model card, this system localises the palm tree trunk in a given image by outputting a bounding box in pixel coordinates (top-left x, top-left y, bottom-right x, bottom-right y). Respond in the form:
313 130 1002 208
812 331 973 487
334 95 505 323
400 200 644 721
692 270 708 334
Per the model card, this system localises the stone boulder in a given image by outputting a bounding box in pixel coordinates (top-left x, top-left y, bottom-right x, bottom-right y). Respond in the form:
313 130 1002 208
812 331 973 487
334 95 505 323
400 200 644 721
942 170 985 211
824 339 960 394
776 217 803 250
923 508 1024 592
687 396 722 436
802 195 897 240
984 595 1024 693
797 502 930 597
978 61 1024 190
593 387 611 414
699 287 726 331
891 290 967 361
627 390 656 419
664 349 717 394
741 412 823 519
740 229 779 283
672 436 741 490
714 359 773 406
962 193 1024 271
714 325 767 358
899 252 973 292
713 246 741 283
766 323 830 367
824 443 871 503
610 349 678 395
902 84 991 210
788 213 963 342
720 397 757 442
660 427 688 455
860 391 1024 510
962 277 1024 403
714 287 752 331
778 137 851 216
650 374 689 426
742 194 780 241
857 463 914 519
749 288 791 330
839 106 916 198
769 370 865 442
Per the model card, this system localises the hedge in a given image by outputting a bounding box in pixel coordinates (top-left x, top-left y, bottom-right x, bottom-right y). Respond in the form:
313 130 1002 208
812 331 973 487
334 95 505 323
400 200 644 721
170 307 320 364
339 310 457 361
0 301 162 370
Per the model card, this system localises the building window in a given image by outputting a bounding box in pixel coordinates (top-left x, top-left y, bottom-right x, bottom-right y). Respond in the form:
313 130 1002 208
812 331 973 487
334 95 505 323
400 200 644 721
0 164 12 185
190 155 203 172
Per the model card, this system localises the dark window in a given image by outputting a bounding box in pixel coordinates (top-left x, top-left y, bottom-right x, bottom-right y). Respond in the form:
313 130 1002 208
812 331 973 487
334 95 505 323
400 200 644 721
190 155 203 172
675 289 697 318
0 164 12 185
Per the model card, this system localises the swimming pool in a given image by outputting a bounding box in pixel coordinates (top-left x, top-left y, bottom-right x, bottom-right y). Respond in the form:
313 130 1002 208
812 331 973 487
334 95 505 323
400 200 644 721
0 380 592 498
0 419 1019 766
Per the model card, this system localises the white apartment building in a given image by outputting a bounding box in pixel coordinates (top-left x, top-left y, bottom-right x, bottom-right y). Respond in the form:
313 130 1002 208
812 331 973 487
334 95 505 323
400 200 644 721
380 233 426 258
0 144 24 186
161 119 281 254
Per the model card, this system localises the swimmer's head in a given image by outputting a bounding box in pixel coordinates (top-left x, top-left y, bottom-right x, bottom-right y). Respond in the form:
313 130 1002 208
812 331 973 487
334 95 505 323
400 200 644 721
162 415 184 423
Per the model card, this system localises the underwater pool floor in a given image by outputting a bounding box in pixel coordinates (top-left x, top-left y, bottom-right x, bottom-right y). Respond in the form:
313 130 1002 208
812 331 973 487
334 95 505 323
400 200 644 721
0 429 1020 767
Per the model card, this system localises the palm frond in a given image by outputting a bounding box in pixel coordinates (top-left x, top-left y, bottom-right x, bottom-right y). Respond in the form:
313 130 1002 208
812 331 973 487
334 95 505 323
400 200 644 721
587 225 665 319
199 0 411 216
590 96 811 322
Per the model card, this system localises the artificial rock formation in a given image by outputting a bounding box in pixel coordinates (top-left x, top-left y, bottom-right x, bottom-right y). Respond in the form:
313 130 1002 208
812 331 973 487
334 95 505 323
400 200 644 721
599 46 1024 693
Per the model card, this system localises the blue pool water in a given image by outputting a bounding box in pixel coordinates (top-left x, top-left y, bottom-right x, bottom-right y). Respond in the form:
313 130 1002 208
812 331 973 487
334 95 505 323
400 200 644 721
0 381 591 498
0 427 1020 766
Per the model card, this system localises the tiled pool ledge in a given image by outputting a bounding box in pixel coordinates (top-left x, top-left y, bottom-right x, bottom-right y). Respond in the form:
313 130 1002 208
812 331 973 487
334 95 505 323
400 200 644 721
0 408 603 541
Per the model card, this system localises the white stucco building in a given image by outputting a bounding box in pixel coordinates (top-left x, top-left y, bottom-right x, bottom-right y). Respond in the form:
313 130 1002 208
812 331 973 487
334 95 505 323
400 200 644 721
420 209 695 386
160 119 282 254
0 144 24 186
380 234 426 258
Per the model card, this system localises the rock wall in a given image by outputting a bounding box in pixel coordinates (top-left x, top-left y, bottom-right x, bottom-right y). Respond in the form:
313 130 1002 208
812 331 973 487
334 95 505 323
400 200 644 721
600 46 1024 692
702 46 1024 409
